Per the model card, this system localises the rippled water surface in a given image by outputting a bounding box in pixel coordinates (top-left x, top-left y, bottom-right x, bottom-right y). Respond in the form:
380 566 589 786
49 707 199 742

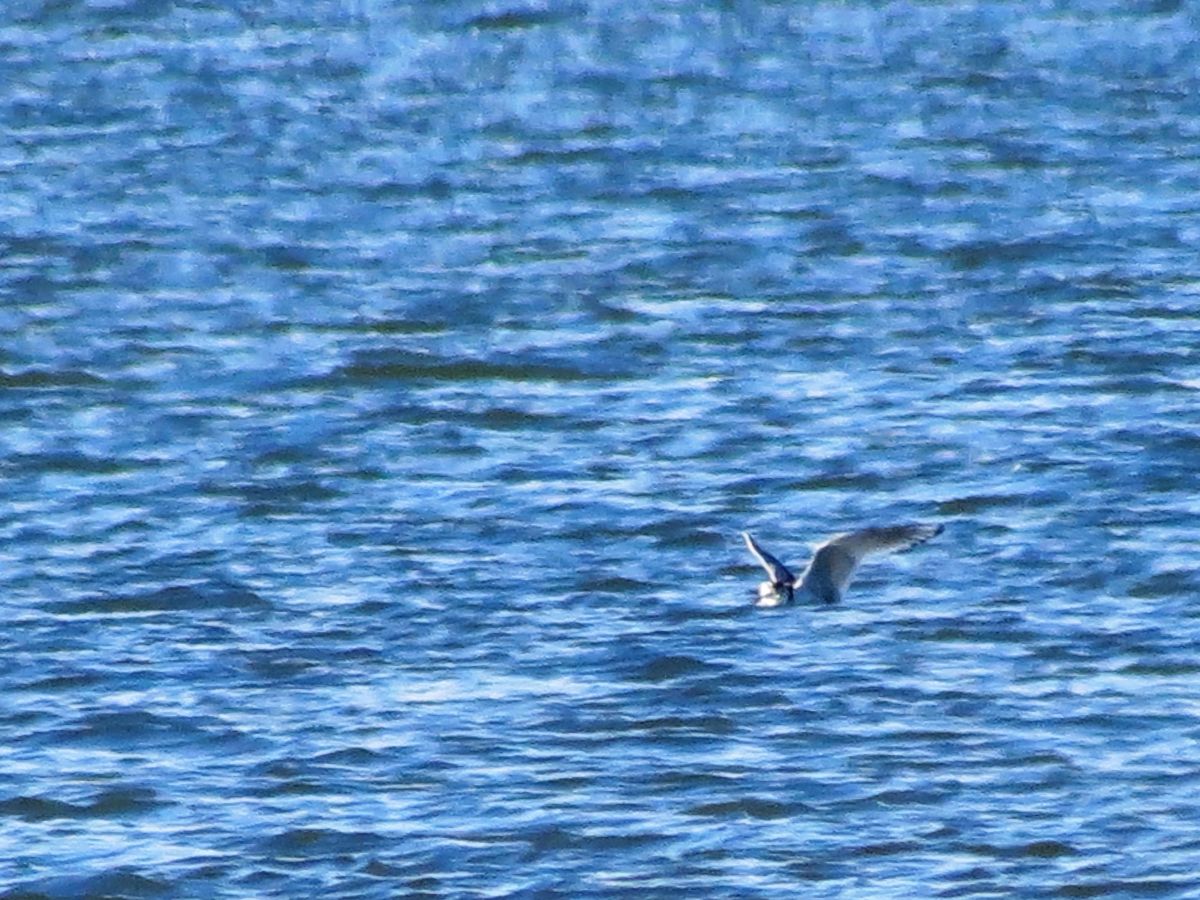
4 1 1200 897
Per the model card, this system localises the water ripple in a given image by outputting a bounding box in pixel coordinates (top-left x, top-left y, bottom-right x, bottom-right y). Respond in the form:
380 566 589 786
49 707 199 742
4 1 1200 897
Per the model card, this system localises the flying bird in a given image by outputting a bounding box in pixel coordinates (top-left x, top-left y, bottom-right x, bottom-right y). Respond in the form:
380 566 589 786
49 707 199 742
742 524 943 608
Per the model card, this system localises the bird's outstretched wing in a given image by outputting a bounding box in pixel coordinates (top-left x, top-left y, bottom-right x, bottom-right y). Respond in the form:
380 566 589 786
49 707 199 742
797 523 943 604
742 532 795 585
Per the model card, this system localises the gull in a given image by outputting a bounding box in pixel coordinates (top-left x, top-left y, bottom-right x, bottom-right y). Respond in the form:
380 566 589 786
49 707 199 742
742 524 944 608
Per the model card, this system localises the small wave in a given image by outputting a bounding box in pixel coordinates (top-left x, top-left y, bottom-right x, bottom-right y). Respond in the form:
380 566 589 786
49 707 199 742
7 450 137 476
0 795 81 822
686 797 796 819
1052 877 1198 897
50 709 245 751
0 786 161 822
628 714 736 736
259 827 386 856
2 867 171 899
629 654 717 684
0 368 107 389
334 349 606 385
49 581 269 616
462 5 584 31
850 840 922 858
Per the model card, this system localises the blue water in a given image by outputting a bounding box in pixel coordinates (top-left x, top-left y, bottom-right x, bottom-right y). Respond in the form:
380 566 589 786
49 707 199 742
4 1 1200 897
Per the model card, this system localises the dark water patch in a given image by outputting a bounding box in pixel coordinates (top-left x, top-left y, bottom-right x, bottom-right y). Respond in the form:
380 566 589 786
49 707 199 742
1118 660 1200 677
335 349 612 384
973 750 1080 775
339 317 448 336
626 653 720 684
685 797 797 819
626 714 736 736
960 839 1077 860
22 670 105 691
0 368 108 389
49 581 268 616
1018 840 1077 859
780 855 858 885
259 827 387 857
1128 571 1198 599
944 237 1065 271
874 728 976 745
51 709 246 749
794 471 886 492
5 450 141 476
1053 878 1198 898
2 867 171 899
1127 302 1200 321
0 795 83 821
0 786 162 822
915 623 1036 645
461 4 584 31
0 698 51 733
249 443 328 467
89 785 164 818
935 870 1008 898
936 493 1027 514
532 772 598 792
852 840 922 858
514 823 669 859
645 770 748 794
503 144 622 169
312 747 390 767
474 405 593 432
239 649 328 681
200 476 345 515
1098 374 1193 397
247 751 399 797
855 788 952 809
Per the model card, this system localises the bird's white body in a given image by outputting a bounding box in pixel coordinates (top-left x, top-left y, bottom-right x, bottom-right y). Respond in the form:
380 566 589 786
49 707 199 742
743 524 943 607
755 581 790 608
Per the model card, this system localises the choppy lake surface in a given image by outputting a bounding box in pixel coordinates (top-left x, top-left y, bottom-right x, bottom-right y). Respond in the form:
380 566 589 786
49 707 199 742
4 1 1200 897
